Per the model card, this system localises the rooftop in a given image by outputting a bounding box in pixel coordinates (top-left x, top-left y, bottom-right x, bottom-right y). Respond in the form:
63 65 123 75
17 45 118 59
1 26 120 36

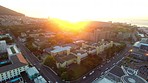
92 77 114 83
0 53 28 73
34 76 47 83
51 46 71 53
7 45 20 56
55 53 76 63
26 67 39 77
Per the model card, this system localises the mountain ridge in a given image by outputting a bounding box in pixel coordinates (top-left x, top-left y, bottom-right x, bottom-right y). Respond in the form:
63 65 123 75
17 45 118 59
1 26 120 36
0 5 25 16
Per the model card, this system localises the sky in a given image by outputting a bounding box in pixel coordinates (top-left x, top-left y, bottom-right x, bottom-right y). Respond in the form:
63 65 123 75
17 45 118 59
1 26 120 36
0 0 148 25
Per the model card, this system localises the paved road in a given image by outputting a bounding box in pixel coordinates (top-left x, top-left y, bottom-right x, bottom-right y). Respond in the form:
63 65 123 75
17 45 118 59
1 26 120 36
72 45 131 83
10 32 63 83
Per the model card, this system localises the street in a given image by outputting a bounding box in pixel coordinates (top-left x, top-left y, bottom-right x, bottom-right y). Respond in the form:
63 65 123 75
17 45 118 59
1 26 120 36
10 32 63 83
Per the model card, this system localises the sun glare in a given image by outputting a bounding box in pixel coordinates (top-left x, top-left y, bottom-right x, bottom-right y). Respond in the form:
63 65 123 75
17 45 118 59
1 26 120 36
50 18 90 32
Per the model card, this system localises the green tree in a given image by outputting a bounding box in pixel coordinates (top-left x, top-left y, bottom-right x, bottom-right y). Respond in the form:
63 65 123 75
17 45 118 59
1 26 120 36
26 37 34 42
43 55 56 68
61 72 69 80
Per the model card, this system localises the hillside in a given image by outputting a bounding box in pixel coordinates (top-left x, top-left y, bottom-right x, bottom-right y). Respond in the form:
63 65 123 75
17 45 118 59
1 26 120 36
0 5 24 16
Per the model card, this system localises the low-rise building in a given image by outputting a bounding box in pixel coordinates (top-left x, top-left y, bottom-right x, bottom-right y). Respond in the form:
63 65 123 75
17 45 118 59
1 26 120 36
0 40 28 82
7 44 20 56
50 40 113 68
34 76 47 83
55 53 77 68
0 53 28 82
26 67 40 80
82 39 113 55
47 46 71 56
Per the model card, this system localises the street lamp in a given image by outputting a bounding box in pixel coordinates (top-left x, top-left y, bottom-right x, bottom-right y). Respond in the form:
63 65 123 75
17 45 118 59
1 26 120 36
129 49 133 52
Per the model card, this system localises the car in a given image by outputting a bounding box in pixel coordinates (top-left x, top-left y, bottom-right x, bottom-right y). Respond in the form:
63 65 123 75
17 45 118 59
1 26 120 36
89 71 94 75
101 72 103 75
101 65 103 67
83 76 86 79
105 68 108 70
105 71 107 73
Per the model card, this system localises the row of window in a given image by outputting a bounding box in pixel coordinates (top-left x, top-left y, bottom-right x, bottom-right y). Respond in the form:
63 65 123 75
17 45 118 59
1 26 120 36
0 66 25 81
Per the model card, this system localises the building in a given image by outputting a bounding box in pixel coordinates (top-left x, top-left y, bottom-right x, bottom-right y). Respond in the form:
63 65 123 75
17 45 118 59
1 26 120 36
55 53 77 68
0 40 28 82
46 46 71 56
0 40 7 53
92 66 148 83
26 67 40 80
134 41 148 52
52 40 113 68
82 39 113 55
0 33 12 39
34 76 47 83
7 44 20 56
0 53 28 82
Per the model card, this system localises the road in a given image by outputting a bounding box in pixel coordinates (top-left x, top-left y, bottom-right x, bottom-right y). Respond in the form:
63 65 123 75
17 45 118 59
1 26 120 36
10 32 63 83
72 45 131 83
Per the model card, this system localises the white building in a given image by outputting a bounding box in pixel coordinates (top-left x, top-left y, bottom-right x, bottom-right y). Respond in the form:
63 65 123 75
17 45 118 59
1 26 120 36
0 40 7 53
0 33 12 39
0 53 28 82
34 76 47 83
7 44 20 56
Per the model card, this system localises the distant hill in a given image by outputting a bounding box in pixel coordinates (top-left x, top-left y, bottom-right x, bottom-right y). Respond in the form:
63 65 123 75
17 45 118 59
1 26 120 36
0 5 25 16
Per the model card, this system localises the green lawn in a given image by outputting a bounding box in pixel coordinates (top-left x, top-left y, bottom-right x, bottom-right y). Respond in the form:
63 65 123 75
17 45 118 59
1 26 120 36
72 65 87 79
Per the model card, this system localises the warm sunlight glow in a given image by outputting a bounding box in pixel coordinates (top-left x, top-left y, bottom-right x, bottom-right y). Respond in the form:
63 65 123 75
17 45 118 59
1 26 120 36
1 0 148 21
50 18 90 32
1 0 148 26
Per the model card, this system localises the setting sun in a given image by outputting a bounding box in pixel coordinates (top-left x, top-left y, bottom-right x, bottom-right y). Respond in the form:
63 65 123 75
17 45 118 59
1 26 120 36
50 18 90 32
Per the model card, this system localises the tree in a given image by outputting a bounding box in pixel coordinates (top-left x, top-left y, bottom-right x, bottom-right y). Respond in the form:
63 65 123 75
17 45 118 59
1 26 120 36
26 37 34 42
43 55 56 68
61 72 69 80
59 67 66 74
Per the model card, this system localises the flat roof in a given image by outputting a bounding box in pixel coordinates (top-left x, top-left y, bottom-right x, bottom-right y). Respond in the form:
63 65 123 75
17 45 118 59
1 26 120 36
0 53 28 73
26 67 39 76
34 76 47 83
92 77 114 83
7 45 20 55
51 46 71 53
55 53 76 63
133 42 148 47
